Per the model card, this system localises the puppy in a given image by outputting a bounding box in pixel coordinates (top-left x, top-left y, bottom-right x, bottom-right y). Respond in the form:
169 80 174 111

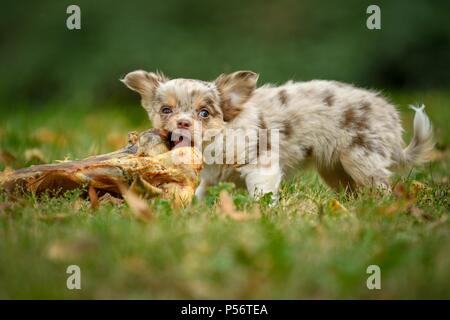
122 70 434 199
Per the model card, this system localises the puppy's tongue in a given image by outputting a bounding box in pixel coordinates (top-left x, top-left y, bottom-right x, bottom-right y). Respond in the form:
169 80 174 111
171 130 192 149
173 135 191 148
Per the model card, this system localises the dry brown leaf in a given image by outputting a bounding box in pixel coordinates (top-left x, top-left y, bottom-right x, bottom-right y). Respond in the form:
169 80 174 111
218 190 260 221
98 193 124 206
24 148 46 163
124 255 147 274
88 185 99 210
327 199 348 215
427 215 448 230
378 195 413 216
107 132 127 150
119 184 153 221
393 183 417 202
47 237 97 261
0 149 16 166
33 128 67 146
428 149 447 162
409 206 433 221
378 182 425 217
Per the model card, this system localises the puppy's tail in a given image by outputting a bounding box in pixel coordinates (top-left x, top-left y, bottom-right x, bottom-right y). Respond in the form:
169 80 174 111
399 104 434 166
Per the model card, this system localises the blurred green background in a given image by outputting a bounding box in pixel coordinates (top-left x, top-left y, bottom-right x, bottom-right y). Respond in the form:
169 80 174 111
1 1 450 299
0 0 449 106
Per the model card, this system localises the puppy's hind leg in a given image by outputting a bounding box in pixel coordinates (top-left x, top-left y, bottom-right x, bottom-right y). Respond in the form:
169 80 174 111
317 161 356 193
340 149 392 193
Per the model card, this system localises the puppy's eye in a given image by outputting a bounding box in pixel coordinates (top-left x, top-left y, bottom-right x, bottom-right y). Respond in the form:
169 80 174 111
161 106 172 114
198 109 209 118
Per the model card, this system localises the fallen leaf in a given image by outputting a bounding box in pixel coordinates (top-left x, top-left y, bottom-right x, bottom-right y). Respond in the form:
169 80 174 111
24 148 46 163
0 149 16 166
119 184 153 221
46 237 97 261
393 183 410 199
217 190 260 221
88 185 99 210
327 199 348 215
98 193 124 206
33 128 67 146
428 149 447 161
107 132 127 150
393 183 419 204
409 206 432 221
427 215 448 230
124 255 147 274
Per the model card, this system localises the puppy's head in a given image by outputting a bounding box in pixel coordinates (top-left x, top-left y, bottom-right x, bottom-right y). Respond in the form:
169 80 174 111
121 70 258 148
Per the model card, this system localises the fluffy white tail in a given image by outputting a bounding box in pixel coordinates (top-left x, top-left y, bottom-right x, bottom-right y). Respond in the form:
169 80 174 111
401 104 434 165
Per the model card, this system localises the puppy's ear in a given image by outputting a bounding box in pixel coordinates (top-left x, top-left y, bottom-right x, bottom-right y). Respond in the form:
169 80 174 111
121 70 168 105
215 71 258 121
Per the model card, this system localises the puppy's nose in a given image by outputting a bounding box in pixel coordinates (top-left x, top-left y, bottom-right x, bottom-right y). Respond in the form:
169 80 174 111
177 119 192 129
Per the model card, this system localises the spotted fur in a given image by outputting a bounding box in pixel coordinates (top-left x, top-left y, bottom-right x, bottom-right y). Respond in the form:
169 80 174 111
122 70 434 199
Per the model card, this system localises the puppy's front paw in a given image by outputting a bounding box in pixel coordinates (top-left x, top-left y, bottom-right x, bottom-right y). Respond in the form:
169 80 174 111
195 183 207 200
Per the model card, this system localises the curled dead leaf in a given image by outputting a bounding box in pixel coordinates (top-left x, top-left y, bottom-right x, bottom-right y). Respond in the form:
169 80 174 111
327 199 348 215
88 185 99 210
393 183 416 202
46 237 97 261
119 184 153 221
98 193 124 206
0 149 16 166
107 132 127 150
409 206 433 221
218 190 260 221
33 128 67 146
124 255 147 274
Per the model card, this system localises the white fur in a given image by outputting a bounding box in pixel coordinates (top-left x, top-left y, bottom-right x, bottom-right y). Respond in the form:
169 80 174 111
122 70 435 199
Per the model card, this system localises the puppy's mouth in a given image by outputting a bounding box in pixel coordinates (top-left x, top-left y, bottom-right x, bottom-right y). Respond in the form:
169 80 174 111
168 130 194 149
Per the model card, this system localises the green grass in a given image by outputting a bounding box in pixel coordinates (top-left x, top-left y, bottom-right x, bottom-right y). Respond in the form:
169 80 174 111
0 92 449 299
